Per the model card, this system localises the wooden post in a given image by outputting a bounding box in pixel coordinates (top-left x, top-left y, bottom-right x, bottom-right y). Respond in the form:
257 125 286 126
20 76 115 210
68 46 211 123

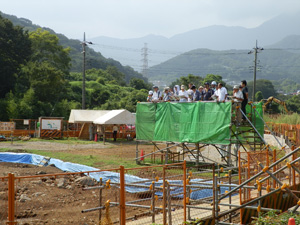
99 178 102 223
212 165 215 218
187 175 191 220
119 166 126 225
167 182 172 225
292 145 296 187
165 143 169 165
135 141 139 164
196 143 200 167
7 173 16 225
183 161 187 223
103 125 106 145
163 166 167 225
229 170 232 223
151 171 156 223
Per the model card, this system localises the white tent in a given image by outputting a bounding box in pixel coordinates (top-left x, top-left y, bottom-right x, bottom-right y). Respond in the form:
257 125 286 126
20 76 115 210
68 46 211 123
68 110 110 123
68 109 135 125
94 109 135 125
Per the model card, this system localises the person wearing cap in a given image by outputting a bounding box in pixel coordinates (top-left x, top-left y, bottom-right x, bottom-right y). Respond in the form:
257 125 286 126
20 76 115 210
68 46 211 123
232 85 244 123
191 85 201 101
198 86 204 101
211 81 217 92
147 90 153 102
178 85 188 102
216 83 228 103
152 85 162 102
162 87 171 101
173 85 180 96
240 80 248 120
203 82 214 101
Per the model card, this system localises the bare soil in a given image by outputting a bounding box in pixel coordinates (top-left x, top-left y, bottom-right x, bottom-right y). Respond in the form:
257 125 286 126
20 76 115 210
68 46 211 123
0 141 161 225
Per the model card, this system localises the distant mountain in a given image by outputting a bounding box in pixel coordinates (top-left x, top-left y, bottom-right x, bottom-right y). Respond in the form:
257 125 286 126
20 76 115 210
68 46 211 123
0 11 147 83
89 12 300 71
147 48 300 85
267 35 300 50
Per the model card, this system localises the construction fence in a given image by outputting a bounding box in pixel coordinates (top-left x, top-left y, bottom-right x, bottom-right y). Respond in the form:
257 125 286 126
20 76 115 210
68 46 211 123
266 122 300 146
0 161 243 225
238 146 300 224
3 146 300 225
0 119 82 138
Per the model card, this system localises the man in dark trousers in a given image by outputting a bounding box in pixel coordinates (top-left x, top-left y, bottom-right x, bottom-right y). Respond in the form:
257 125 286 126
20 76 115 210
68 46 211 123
112 124 118 142
241 80 248 120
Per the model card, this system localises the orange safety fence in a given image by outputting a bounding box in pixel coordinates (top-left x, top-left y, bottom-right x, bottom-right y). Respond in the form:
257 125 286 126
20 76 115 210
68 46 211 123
238 146 300 224
266 122 300 146
1 161 242 225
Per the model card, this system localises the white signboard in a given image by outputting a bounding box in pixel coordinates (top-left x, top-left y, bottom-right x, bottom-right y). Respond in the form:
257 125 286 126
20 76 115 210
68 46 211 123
41 120 61 130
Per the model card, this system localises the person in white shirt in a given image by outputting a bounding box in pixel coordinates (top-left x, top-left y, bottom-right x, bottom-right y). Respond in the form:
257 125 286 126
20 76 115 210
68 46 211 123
112 124 118 142
232 85 244 123
216 83 228 102
152 86 161 102
179 85 188 102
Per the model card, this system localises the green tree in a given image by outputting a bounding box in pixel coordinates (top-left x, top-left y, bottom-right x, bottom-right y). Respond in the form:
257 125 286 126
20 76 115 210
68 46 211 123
248 79 277 101
170 74 203 88
286 95 300 113
15 29 72 118
0 15 32 98
129 78 151 90
255 91 264 101
203 74 224 86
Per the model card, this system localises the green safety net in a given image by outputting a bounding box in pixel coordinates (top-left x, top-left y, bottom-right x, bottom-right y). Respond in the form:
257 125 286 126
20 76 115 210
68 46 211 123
231 101 264 142
136 102 232 145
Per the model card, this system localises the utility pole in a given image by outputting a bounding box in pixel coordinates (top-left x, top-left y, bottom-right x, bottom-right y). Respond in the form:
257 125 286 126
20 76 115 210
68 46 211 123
141 43 148 77
82 32 86 109
248 40 263 102
81 32 93 109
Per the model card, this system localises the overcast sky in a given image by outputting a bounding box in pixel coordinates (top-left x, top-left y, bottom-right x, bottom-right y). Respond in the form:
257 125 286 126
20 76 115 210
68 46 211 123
2 0 300 40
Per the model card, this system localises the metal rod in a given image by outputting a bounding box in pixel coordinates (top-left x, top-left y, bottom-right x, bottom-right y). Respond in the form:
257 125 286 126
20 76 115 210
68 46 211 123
220 147 300 201
218 203 281 212
239 108 266 145
135 142 182 160
257 156 300 185
218 188 281 218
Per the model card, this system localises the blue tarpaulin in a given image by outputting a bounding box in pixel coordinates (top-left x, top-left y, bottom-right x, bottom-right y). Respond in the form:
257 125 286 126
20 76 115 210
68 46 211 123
0 153 234 199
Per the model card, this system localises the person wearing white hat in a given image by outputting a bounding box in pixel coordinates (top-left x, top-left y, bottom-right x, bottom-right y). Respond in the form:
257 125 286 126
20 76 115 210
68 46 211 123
152 85 162 102
211 81 217 92
178 85 188 102
232 85 244 123
147 90 153 102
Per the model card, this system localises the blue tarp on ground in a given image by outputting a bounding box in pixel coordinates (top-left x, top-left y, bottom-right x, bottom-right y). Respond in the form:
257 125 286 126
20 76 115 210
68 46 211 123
0 153 233 199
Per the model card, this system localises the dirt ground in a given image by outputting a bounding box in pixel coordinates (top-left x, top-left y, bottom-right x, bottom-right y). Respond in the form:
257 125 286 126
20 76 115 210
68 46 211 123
0 134 283 224
0 141 167 225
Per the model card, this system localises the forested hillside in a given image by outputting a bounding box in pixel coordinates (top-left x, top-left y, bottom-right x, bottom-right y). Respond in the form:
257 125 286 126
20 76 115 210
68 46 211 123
147 48 300 87
0 11 147 83
0 14 150 121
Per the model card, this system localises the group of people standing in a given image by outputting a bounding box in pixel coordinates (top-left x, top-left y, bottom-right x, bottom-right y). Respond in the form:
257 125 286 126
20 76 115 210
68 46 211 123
147 80 249 121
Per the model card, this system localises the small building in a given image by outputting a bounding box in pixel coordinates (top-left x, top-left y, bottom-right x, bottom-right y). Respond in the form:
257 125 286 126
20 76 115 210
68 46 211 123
68 109 135 141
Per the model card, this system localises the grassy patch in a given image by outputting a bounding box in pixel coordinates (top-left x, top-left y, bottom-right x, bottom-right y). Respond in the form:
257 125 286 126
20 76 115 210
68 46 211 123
0 148 138 169
264 113 300 125
251 210 300 225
